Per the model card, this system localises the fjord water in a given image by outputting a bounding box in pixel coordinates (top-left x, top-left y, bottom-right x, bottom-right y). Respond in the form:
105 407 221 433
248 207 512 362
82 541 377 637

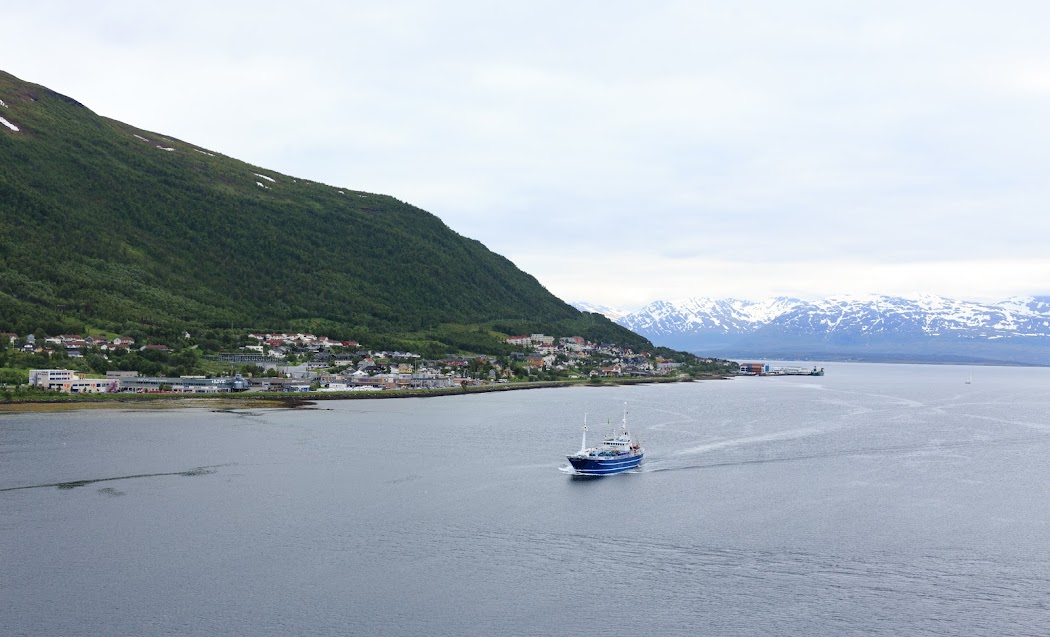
3 364 1049 636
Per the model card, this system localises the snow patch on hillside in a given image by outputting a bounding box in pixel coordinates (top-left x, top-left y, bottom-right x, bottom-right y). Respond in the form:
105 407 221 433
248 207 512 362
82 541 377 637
193 148 215 157
0 116 18 132
134 134 149 142
253 173 276 183
256 181 270 189
0 98 7 107
156 146 175 151
735 297 803 323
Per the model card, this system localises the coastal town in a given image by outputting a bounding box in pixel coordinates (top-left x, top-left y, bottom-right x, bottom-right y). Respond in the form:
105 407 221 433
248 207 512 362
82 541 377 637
3 330 734 396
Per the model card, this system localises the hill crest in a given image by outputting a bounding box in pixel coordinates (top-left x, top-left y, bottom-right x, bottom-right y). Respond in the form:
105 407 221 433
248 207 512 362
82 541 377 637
0 69 648 354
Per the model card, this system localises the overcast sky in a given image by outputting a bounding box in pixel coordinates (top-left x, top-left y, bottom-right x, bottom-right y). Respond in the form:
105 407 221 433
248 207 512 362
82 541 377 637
5 2 1050 309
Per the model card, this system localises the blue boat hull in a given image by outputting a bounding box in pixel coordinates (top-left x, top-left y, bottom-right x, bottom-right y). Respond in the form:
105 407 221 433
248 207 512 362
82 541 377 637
567 453 643 475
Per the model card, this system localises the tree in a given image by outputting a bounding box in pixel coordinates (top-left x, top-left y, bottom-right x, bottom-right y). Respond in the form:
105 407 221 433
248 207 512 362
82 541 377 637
0 369 28 386
85 352 110 374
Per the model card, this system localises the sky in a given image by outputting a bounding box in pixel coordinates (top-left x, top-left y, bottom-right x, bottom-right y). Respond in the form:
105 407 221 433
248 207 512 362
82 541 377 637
5 1 1050 310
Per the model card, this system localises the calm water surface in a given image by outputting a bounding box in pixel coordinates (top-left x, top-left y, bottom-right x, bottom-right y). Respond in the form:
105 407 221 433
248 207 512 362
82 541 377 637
3 363 1049 636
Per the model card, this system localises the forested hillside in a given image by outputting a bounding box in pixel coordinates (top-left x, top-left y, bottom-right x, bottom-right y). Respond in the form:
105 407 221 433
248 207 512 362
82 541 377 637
0 70 647 353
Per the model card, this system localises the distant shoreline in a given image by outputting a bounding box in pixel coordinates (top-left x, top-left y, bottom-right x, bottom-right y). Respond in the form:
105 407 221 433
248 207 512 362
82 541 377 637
0 376 730 412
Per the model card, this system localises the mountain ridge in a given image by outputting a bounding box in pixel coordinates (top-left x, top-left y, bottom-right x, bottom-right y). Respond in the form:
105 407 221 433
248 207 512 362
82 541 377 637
573 295 1050 365
0 69 649 354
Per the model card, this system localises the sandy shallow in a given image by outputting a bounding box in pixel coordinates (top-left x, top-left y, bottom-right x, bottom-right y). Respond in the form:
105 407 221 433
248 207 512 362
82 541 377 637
0 397 304 413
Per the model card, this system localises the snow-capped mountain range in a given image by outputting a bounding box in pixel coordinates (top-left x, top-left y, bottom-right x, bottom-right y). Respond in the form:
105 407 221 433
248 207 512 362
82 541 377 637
572 295 1050 365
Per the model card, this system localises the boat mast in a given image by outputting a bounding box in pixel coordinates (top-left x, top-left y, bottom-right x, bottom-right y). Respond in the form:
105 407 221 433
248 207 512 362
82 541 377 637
580 414 588 453
622 402 629 434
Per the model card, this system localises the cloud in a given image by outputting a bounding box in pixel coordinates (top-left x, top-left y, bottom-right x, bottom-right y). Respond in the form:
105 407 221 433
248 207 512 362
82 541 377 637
526 255 1050 309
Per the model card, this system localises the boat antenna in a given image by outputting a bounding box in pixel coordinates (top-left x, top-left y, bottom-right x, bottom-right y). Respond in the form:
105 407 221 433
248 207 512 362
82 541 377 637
622 401 629 434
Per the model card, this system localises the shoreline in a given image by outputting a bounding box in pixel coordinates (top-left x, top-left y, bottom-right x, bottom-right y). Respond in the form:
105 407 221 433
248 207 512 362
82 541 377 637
0 375 731 413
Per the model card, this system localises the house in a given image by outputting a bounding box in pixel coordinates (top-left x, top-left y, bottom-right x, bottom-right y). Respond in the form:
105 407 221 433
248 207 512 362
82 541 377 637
559 336 587 352
29 369 116 393
30 369 77 386
526 354 556 368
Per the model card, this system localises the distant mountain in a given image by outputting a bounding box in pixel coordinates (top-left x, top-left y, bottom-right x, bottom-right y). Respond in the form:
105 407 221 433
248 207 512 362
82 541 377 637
569 301 632 321
598 295 1050 365
0 70 647 354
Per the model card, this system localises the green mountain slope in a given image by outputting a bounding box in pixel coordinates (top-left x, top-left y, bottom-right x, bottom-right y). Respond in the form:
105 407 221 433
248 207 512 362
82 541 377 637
0 70 648 352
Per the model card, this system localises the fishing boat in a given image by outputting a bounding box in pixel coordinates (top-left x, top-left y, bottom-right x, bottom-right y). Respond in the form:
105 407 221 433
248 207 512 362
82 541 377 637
566 403 643 476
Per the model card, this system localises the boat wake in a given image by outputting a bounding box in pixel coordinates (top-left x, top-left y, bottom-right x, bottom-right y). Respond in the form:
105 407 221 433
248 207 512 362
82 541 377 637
672 427 823 457
639 434 1041 474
